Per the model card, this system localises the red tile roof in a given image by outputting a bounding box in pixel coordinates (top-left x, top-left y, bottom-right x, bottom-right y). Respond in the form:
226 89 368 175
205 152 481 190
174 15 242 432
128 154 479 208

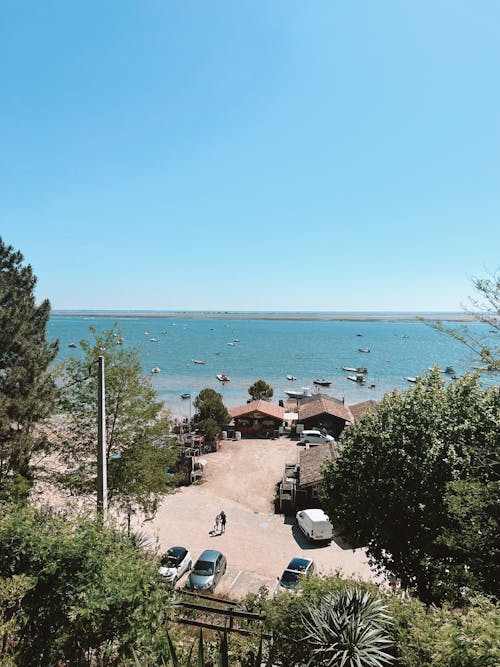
349 400 379 421
229 400 285 420
299 443 340 487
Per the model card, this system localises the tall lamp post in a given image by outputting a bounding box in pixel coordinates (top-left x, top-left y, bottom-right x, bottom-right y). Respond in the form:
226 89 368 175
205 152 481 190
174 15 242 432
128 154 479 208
97 355 108 520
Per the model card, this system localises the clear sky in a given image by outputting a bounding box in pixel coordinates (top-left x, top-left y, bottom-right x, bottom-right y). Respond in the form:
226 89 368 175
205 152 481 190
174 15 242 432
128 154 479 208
1 1 499 311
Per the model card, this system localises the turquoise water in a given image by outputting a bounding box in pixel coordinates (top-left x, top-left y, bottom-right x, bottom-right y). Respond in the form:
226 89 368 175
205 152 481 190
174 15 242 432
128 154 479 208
48 314 495 417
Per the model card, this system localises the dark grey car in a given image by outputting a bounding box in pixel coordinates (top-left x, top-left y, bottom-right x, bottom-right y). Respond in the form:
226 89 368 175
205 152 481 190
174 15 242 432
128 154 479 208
186 549 227 592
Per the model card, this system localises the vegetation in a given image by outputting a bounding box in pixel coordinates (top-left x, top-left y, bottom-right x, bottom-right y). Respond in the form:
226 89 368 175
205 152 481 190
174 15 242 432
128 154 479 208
248 379 273 401
321 371 499 605
193 388 230 430
0 238 59 502
59 325 178 515
428 270 499 371
0 506 173 666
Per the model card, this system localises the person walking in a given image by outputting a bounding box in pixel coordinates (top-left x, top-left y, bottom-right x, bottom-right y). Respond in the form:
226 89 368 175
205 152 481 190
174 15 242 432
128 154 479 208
219 510 226 533
214 513 221 533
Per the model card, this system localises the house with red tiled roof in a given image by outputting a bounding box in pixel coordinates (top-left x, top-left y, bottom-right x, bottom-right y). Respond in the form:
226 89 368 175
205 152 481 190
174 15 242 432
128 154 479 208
229 400 285 438
299 394 378 438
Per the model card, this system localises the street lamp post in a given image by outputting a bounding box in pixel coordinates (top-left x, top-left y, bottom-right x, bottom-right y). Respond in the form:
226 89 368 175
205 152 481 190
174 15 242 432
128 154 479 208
97 355 108 520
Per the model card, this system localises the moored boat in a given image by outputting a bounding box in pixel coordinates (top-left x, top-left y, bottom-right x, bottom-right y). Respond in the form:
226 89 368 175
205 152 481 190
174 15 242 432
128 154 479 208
313 378 331 387
358 348 371 353
284 387 312 399
192 359 206 365
151 367 161 374
405 376 418 383
286 375 297 381
216 373 230 382
347 374 365 384
181 393 191 399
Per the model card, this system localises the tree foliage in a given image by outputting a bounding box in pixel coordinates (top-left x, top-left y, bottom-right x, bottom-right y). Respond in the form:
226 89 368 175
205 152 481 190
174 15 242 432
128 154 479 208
0 239 59 501
58 326 178 515
321 370 499 604
193 388 229 429
429 270 499 371
248 379 273 401
0 505 173 666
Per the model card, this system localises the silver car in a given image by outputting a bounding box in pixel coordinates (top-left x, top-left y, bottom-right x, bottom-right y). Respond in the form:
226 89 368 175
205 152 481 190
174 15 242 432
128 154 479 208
186 549 227 593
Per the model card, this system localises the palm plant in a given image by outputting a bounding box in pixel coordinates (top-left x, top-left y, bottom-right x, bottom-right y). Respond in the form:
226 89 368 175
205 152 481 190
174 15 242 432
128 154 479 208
300 587 394 667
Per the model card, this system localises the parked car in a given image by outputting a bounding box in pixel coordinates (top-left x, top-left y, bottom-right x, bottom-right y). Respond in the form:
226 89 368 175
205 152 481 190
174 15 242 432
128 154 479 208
275 557 315 595
158 546 192 585
299 429 334 445
296 508 333 542
186 549 227 592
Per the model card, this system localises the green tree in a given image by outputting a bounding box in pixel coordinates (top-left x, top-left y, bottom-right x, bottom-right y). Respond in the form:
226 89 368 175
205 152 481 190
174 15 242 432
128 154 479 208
321 371 499 604
193 388 229 428
427 270 499 371
248 379 273 401
59 325 178 515
0 239 59 502
0 505 173 666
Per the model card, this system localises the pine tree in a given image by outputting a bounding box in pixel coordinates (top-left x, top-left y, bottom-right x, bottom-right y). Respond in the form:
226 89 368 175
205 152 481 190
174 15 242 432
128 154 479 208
0 239 58 499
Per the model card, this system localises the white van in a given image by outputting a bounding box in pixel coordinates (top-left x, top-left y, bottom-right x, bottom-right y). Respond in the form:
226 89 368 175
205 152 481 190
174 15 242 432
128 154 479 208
300 429 334 445
296 509 333 542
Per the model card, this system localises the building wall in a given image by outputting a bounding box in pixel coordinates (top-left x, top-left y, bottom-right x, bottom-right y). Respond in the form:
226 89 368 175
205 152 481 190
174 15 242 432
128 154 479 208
234 415 282 437
302 413 347 439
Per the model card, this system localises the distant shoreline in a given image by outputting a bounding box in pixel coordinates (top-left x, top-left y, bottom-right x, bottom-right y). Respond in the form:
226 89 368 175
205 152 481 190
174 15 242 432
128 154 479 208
51 310 476 322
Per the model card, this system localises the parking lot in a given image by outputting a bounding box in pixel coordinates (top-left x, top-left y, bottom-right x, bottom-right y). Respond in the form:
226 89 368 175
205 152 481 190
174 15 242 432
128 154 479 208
145 437 376 598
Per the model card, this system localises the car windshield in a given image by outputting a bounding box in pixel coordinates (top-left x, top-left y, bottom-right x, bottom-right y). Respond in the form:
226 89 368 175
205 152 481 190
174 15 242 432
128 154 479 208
161 549 185 567
288 558 310 572
192 560 214 576
280 570 301 588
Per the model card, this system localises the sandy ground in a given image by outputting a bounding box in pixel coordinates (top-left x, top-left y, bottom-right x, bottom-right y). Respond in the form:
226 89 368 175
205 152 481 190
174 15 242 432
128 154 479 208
139 437 376 598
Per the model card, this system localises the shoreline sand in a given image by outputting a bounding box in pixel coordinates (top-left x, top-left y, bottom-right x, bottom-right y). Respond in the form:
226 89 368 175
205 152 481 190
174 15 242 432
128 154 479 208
51 310 476 322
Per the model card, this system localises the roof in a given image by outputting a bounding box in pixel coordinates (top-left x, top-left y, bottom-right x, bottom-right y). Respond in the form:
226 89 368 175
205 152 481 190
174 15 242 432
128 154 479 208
348 400 379 421
299 395 354 423
299 442 339 487
229 400 285 420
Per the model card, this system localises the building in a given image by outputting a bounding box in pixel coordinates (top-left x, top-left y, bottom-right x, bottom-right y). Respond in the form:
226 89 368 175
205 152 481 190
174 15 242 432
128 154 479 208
298 394 378 439
228 400 285 438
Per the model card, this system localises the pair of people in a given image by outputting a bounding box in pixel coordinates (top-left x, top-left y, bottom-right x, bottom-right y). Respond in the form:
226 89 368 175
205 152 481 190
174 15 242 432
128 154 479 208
214 510 227 533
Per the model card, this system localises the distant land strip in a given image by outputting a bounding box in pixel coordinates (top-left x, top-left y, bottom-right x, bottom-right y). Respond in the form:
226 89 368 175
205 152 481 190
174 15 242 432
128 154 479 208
51 310 477 322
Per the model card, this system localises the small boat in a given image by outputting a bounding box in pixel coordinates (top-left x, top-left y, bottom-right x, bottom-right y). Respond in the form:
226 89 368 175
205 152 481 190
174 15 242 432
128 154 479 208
313 379 331 387
233 339 240 343
356 367 368 374
444 366 456 375
216 373 230 382
68 343 77 348
181 393 191 399
356 333 363 337
144 332 149 336
451 375 462 380
358 348 371 353
192 359 206 365
342 366 357 372
286 375 297 381
151 367 161 374
347 374 365 384
402 335 410 339
149 338 159 342
405 376 418 383
227 342 235 346
284 387 312 399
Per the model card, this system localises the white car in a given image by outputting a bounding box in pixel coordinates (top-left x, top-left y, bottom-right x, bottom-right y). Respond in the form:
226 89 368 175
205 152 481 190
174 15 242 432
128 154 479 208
159 546 192 585
299 429 334 445
274 557 315 596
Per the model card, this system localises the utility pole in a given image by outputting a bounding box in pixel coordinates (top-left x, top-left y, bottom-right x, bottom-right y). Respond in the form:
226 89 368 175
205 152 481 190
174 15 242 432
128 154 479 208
97 355 108 519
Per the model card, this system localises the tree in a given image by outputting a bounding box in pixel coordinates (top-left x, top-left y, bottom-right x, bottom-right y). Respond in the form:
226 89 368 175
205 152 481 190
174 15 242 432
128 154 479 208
193 388 229 428
0 238 59 501
58 325 178 515
428 270 499 371
0 505 173 665
321 370 499 604
248 379 273 401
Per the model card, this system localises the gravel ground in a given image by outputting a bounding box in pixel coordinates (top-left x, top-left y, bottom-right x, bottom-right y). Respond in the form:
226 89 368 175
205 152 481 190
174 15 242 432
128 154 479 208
142 437 376 598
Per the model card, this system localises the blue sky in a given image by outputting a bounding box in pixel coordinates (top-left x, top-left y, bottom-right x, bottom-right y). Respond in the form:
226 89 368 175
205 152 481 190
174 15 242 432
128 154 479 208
1 1 499 311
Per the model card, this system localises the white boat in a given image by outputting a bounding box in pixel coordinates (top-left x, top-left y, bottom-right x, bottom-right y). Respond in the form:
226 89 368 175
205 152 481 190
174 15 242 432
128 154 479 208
151 367 161 374
358 348 371 353
192 359 206 365
284 387 312 399
227 342 235 346
313 378 331 387
405 376 418 383
342 366 367 373
216 373 230 382
444 366 456 375
68 343 77 348
347 374 365 384
149 338 159 342
286 375 297 381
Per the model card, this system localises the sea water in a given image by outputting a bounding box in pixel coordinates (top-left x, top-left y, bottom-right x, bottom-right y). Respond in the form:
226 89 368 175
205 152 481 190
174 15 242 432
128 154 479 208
47 313 495 417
